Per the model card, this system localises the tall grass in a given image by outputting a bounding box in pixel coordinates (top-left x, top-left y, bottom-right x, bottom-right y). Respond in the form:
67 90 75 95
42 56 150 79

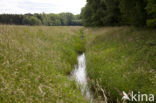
1 25 155 103
85 27 156 102
0 25 88 103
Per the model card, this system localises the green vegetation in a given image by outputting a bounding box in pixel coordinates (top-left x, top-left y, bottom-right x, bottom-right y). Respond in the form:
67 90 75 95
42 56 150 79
120 0 146 26
0 25 88 103
22 16 42 25
81 0 121 26
0 0 155 103
81 0 156 27
0 22 155 103
85 27 156 102
146 0 156 27
0 13 82 26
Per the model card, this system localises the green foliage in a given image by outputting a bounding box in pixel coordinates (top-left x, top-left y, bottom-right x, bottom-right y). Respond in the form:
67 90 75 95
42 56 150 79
22 16 42 25
120 0 146 26
85 27 156 102
103 0 121 26
71 20 82 26
81 0 156 27
81 6 93 26
81 0 121 26
146 0 156 27
47 14 61 26
0 13 82 26
147 19 156 27
0 14 23 24
59 13 74 25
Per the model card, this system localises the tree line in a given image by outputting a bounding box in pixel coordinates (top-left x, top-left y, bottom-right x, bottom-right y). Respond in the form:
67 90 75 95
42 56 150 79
81 0 156 27
0 13 82 26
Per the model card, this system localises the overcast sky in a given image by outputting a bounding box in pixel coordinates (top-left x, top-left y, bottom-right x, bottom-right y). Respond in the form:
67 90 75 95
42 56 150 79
0 0 86 14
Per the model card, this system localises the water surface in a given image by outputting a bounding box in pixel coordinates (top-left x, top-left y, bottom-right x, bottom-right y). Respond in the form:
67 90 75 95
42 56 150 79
72 53 92 100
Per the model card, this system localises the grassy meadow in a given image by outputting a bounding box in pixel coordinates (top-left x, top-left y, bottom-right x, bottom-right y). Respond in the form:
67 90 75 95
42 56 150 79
0 25 155 103
84 27 156 102
0 25 87 103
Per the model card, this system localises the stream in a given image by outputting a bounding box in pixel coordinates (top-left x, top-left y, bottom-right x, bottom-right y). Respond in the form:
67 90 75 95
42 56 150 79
72 53 92 101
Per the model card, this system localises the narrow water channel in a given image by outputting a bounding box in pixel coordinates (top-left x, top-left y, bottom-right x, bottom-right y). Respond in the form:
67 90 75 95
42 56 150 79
72 53 92 101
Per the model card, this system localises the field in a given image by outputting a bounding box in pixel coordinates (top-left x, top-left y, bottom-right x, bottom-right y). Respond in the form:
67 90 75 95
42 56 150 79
0 25 87 103
0 25 156 103
84 27 156 102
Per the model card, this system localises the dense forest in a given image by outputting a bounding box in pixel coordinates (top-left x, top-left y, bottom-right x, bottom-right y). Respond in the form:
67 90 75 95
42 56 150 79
0 13 82 26
81 0 156 27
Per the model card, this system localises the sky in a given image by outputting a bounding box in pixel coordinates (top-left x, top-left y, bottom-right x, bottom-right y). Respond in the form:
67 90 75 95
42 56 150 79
0 0 86 14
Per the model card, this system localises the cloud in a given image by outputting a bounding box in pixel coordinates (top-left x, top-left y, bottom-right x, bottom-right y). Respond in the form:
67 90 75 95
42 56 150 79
0 0 86 14
0 0 28 14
